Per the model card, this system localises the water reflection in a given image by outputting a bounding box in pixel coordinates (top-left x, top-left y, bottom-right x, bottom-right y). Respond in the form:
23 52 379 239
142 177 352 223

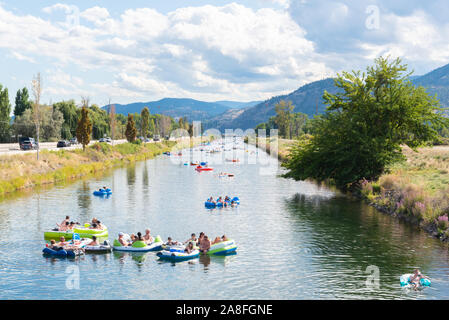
77 181 92 217
127 165 136 187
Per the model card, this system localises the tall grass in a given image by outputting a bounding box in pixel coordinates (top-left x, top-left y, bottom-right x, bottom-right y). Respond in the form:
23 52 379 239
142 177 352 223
0 141 176 196
360 145 449 238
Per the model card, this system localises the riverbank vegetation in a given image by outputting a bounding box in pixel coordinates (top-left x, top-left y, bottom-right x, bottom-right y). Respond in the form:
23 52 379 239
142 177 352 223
0 141 175 196
265 56 449 240
0 80 195 143
360 145 449 238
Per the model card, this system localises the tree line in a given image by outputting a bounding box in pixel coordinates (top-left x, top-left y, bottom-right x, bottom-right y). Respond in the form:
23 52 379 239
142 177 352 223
0 83 193 143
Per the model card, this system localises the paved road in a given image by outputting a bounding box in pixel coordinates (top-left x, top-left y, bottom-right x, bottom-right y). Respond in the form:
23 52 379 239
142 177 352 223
0 140 128 156
0 137 186 156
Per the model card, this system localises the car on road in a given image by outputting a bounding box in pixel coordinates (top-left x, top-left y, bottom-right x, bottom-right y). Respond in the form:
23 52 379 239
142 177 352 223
57 140 71 148
99 138 107 143
153 135 160 142
19 137 38 151
69 138 78 145
105 137 112 143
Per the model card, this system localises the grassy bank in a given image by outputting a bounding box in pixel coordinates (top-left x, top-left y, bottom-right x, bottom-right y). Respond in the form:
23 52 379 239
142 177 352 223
0 141 176 196
360 145 449 240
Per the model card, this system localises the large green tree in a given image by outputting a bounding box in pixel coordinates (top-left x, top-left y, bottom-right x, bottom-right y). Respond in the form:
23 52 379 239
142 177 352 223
76 106 93 151
0 84 11 142
284 57 448 189
14 87 32 118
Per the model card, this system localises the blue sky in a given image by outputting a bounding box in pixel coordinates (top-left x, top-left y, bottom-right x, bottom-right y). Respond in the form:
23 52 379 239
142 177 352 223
0 0 448 108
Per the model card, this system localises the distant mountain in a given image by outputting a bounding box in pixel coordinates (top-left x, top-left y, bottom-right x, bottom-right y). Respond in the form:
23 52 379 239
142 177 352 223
221 78 339 130
219 63 449 130
214 100 262 109
103 98 259 122
104 62 449 130
203 108 247 130
412 63 449 108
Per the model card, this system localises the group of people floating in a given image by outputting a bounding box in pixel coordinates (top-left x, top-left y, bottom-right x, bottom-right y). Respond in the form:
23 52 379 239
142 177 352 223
206 196 238 207
117 231 228 254
117 229 154 246
168 232 229 254
56 216 105 232
48 216 108 253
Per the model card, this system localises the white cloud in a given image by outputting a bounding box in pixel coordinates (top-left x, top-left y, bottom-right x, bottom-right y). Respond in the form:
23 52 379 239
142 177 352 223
2 2 448 105
0 3 332 103
80 6 110 22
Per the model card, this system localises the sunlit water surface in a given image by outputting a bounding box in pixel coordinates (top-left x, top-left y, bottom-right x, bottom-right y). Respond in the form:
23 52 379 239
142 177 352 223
1 141 449 300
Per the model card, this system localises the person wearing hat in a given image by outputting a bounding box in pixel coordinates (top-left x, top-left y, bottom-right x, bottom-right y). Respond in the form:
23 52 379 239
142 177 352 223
118 232 130 246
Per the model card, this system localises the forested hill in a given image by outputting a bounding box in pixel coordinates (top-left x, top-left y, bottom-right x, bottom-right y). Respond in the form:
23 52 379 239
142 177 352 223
103 98 259 122
220 62 449 130
412 63 449 108
220 78 339 130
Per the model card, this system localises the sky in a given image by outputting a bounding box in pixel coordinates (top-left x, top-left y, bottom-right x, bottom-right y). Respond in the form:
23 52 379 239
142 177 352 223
0 0 448 107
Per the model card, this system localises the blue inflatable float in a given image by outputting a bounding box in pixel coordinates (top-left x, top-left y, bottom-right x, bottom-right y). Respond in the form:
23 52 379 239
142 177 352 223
205 197 240 209
400 274 431 287
42 247 77 258
93 188 112 196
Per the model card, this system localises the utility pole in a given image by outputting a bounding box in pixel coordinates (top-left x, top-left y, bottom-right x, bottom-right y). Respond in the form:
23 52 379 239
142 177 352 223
32 73 42 161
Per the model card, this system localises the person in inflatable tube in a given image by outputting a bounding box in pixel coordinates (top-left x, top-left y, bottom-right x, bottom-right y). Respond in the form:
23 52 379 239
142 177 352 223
143 229 153 244
409 269 430 290
199 235 211 253
118 232 130 246
88 236 99 246
136 232 145 242
54 236 83 253
212 235 229 244
184 242 194 254
184 233 197 246
57 216 70 230
166 237 180 246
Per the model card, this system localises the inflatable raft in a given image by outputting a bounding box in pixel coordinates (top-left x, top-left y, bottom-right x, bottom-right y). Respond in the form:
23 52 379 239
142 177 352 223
157 249 200 262
205 197 240 209
400 274 431 287
85 240 112 253
42 238 90 258
204 240 237 256
93 189 112 196
196 166 213 172
44 225 108 240
112 235 163 252
73 225 108 239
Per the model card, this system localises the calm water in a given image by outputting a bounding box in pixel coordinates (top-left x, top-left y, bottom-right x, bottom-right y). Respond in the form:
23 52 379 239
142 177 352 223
1 139 449 300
